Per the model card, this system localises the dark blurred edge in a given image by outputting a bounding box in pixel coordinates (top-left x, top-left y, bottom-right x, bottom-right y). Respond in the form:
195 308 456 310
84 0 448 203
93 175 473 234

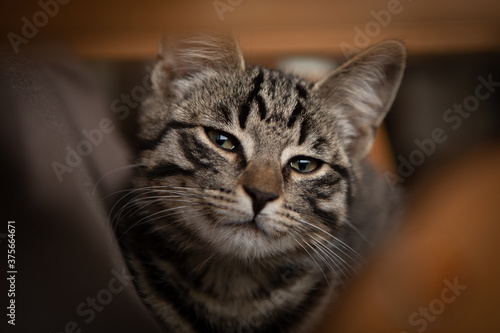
0 45 161 333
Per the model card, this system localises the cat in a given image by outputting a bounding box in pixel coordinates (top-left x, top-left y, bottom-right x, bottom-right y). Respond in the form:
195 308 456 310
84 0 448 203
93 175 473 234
113 34 406 333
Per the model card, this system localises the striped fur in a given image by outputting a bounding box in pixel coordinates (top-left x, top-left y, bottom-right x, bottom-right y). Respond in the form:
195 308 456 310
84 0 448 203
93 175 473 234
114 35 406 332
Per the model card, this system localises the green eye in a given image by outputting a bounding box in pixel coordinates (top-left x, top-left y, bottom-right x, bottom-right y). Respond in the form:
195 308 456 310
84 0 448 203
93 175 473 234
207 129 238 151
290 157 320 173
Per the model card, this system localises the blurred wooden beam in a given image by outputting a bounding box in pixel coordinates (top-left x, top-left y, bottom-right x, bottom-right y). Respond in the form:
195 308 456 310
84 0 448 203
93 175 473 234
1 0 499 59
51 21 499 60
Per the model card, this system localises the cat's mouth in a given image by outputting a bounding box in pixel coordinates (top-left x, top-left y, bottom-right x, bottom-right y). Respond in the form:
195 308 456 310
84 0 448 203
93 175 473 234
223 218 270 235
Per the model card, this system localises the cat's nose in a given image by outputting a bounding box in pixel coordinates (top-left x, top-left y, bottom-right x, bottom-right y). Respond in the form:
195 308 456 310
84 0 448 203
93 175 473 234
243 185 279 216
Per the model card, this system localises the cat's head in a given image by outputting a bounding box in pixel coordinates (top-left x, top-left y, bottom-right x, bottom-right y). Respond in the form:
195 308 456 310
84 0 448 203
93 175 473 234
133 35 405 260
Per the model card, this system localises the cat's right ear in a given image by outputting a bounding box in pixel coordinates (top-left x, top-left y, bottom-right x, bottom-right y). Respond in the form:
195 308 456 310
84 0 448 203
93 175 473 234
313 40 406 161
151 34 245 98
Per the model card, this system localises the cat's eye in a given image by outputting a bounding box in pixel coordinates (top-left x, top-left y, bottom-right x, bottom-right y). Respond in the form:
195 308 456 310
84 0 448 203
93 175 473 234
289 157 320 173
207 129 239 151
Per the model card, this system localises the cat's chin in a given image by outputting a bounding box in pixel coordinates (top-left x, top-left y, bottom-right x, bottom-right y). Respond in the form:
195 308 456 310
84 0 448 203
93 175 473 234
220 218 267 234
203 220 298 260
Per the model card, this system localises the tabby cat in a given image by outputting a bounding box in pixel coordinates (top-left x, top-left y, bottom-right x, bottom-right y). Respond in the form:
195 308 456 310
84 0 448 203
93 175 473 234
114 35 406 333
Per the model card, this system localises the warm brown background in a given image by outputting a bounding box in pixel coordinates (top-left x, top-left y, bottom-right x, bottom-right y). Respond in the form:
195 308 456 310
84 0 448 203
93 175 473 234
2 0 500 58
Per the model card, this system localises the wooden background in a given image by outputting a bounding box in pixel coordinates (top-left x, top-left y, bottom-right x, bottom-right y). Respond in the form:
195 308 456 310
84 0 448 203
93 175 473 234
2 0 500 59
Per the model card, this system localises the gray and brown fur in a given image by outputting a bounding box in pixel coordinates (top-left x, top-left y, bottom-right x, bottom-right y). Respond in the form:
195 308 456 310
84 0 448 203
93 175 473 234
114 35 406 333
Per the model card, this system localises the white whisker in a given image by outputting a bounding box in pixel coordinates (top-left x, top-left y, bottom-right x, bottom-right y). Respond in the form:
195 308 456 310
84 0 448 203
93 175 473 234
91 163 146 198
309 237 353 287
118 205 191 240
294 216 365 263
343 220 372 245
291 233 331 287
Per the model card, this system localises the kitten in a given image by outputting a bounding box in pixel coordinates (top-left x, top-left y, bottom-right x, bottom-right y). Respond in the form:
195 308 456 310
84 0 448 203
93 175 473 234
114 35 405 333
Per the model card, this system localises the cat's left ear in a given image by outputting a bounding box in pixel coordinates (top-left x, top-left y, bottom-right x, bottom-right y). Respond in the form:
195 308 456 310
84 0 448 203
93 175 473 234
151 34 245 98
314 40 406 161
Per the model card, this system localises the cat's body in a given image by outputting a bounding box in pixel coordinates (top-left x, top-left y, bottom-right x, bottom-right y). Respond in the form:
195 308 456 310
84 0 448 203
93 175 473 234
115 35 405 332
